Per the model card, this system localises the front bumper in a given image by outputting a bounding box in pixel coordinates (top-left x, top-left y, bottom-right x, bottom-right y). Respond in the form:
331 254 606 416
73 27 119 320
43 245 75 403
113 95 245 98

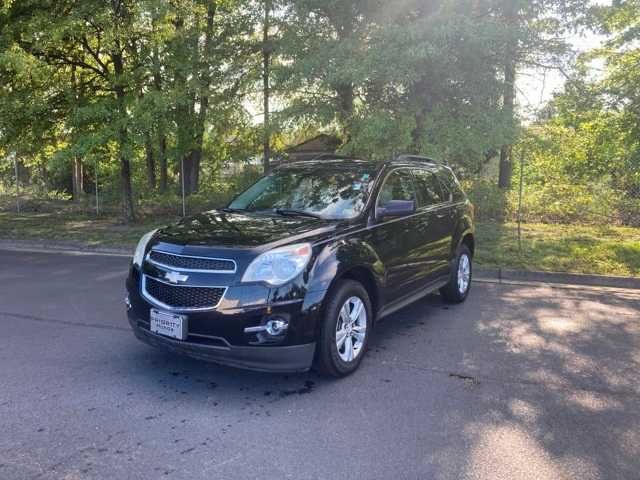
128 311 316 373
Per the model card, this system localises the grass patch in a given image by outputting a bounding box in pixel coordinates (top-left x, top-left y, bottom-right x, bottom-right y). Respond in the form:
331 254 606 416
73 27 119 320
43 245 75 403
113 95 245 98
475 222 640 277
0 211 173 249
1 212 639 277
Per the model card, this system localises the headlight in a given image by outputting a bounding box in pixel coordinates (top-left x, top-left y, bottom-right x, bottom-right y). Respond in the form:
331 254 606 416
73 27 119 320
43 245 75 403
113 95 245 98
132 229 157 268
242 243 312 287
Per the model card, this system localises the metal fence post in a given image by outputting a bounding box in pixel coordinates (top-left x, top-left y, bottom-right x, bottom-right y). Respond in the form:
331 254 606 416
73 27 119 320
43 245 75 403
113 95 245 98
13 152 20 214
517 147 526 254
95 157 100 216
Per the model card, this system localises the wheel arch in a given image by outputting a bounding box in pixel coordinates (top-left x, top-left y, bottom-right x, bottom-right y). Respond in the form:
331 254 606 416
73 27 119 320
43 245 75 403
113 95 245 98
337 265 382 320
460 232 475 257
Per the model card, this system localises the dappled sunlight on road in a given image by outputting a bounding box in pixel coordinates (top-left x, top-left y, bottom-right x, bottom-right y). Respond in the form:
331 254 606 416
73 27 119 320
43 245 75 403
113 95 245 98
461 283 640 479
368 281 640 479
464 422 594 480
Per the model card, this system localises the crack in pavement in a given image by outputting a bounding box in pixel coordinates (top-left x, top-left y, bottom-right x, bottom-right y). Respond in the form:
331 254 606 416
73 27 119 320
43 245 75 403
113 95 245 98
372 358 640 399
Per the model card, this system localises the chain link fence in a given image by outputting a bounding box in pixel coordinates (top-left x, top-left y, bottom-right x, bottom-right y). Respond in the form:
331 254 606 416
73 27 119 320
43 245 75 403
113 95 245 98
1 152 639 278
463 146 640 277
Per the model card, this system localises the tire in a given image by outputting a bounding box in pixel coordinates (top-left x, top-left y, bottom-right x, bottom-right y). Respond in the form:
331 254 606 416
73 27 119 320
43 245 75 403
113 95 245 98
314 280 373 378
440 244 472 304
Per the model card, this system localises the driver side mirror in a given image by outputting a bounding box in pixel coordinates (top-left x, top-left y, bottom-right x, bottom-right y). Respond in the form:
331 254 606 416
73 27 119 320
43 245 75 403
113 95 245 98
376 200 416 221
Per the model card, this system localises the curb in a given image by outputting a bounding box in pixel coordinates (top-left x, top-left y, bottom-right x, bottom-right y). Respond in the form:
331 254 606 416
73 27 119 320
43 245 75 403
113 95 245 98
0 239 637 290
475 267 640 290
0 239 131 257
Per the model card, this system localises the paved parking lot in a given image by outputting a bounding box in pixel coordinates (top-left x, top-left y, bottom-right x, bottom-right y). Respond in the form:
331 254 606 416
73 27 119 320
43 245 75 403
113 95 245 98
1 249 639 479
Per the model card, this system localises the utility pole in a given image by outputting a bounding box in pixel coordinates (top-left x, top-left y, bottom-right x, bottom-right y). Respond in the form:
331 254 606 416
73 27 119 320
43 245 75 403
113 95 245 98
262 0 272 173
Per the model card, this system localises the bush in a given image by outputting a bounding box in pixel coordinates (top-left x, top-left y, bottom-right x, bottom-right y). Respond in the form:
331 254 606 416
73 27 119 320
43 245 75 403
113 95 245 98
464 179 508 221
616 197 640 227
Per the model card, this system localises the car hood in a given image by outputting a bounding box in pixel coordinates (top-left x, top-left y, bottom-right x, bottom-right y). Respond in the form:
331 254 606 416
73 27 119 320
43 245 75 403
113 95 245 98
154 210 337 250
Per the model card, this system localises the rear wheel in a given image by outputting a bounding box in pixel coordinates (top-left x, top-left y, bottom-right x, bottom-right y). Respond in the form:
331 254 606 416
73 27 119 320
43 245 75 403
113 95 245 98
440 244 472 304
315 280 372 377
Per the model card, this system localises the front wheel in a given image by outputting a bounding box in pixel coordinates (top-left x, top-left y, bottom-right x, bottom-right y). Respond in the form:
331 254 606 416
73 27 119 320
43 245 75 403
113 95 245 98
314 280 372 378
440 244 472 304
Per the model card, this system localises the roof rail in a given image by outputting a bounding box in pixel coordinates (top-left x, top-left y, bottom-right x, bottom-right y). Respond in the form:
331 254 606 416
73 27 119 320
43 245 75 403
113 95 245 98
395 154 440 164
309 153 361 161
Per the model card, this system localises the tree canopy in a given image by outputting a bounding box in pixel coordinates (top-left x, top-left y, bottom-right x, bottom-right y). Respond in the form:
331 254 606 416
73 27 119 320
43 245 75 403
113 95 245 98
1 0 637 225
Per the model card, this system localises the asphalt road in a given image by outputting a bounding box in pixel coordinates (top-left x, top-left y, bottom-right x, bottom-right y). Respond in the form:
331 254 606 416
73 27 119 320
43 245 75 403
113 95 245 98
1 250 639 480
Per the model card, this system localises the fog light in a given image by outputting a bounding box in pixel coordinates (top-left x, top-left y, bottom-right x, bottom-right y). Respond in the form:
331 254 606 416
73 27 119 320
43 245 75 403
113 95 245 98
265 318 288 336
125 296 131 309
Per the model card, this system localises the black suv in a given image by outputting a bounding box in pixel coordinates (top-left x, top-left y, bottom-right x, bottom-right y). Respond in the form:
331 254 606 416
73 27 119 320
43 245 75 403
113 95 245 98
126 156 474 377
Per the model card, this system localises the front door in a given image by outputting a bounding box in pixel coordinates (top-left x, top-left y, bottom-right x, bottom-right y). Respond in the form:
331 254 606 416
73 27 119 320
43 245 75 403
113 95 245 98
368 168 426 303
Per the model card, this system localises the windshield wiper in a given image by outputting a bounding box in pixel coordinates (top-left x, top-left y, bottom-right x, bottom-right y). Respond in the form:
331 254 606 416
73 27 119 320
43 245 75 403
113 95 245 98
221 207 246 213
274 208 325 220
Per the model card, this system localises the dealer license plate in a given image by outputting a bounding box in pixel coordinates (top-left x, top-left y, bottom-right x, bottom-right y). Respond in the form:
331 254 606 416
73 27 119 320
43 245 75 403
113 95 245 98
150 309 188 340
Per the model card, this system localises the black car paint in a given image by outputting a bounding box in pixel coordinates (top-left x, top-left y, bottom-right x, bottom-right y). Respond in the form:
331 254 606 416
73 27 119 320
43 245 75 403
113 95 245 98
126 160 475 372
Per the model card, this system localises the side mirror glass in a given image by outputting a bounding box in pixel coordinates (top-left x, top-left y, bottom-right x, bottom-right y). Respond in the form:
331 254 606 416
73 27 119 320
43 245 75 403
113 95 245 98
377 200 416 220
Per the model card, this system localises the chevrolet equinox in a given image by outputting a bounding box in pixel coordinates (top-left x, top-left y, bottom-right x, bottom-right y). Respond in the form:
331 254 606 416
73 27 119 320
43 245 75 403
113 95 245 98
126 156 475 377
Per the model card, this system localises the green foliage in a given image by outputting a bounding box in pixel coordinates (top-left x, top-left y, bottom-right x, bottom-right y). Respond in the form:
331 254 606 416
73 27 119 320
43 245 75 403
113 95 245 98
1 0 637 232
465 178 509 222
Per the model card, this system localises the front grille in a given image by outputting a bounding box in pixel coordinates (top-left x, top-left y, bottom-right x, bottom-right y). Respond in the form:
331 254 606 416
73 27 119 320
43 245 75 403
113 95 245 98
144 276 225 309
148 250 236 272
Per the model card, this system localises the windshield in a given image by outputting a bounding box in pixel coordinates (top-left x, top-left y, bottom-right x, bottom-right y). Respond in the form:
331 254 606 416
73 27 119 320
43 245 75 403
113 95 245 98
228 165 376 220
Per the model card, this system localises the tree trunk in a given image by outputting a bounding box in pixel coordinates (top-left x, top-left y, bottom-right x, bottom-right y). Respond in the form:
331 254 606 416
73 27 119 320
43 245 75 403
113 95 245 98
158 132 168 192
182 150 201 195
185 2 216 194
499 52 516 189
263 0 271 172
144 134 156 189
72 157 84 201
178 2 216 196
332 5 355 139
499 0 517 190
152 45 168 193
336 82 354 136
70 66 84 201
112 51 136 222
498 144 513 189
411 110 426 154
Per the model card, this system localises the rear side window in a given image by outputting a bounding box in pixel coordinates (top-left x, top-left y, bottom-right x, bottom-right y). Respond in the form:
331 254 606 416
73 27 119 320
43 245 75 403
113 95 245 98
412 169 444 207
435 168 465 202
376 169 416 207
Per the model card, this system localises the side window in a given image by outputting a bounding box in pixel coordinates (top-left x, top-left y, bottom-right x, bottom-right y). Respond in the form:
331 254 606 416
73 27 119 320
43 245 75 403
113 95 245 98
412 169 445 207
435 168 464 202
376 170 416 208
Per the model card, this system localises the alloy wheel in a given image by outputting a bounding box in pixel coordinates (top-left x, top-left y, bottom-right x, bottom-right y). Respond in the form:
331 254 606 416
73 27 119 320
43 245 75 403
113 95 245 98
335 296 367 362
458 253 471 295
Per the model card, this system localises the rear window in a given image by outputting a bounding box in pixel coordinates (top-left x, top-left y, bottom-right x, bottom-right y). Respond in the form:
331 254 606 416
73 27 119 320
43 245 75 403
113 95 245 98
435 168 465 202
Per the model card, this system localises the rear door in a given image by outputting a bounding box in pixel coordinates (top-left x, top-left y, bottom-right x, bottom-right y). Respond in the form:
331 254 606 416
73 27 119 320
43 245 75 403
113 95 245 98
411 168 454 281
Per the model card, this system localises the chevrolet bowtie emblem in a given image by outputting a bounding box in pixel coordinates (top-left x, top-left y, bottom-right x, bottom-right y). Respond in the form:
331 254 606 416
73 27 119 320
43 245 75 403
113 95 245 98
164 271 189 284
